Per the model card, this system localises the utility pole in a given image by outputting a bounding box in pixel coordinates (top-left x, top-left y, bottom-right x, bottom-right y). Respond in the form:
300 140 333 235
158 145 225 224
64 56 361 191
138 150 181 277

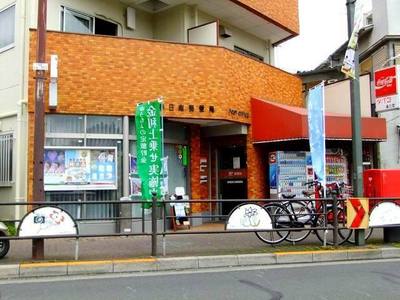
32 0 48 259
346 0 365 245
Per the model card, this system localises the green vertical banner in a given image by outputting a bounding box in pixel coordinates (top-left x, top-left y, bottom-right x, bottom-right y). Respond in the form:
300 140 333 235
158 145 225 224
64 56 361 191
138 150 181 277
135 100 163 208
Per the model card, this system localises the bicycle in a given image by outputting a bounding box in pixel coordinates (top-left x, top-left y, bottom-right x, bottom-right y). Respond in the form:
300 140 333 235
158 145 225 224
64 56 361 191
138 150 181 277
256 190 321 245
255 201 292 244
256 181 352 245
322 181 373 244
313 181 352 245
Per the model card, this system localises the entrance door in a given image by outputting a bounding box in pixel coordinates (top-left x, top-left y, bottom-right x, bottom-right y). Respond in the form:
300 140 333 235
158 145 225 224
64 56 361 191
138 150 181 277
220 179 247 216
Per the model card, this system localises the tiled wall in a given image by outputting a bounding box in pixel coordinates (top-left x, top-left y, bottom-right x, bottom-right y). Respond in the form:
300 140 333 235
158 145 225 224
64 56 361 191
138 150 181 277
27 31 303 205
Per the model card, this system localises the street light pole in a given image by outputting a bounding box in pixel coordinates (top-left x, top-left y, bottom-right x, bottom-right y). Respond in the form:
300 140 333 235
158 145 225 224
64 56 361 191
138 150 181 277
32 0 48 259
346 0 365 245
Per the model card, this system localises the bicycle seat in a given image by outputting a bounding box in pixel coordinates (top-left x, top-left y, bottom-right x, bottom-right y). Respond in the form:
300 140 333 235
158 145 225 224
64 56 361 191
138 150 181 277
302 190 314 197
281 193 296 199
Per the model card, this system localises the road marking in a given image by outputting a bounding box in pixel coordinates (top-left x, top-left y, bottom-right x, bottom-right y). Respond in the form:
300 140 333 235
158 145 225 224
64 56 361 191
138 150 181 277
113 258 156 263
275 248 378 256
20 262 68 268
20 257 156 268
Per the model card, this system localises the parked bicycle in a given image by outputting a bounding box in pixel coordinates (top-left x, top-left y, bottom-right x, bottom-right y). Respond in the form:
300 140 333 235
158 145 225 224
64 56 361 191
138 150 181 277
319 181 373 244
256 181 352 245
0 222 10 259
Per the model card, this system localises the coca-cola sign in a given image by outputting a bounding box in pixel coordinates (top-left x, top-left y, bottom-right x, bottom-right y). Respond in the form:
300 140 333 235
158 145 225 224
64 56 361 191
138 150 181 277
375 66 400 113
374 66 398 98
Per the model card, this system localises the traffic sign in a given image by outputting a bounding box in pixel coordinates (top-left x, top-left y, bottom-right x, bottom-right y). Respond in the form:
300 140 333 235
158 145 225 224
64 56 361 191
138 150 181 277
346 198 369 229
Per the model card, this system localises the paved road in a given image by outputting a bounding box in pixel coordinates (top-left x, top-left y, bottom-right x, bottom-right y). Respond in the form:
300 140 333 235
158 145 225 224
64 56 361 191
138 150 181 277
1 258 399 300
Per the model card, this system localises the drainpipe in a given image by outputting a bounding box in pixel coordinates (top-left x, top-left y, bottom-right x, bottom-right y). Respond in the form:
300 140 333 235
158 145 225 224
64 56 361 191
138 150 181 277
14 0 29 223
32 0 47 260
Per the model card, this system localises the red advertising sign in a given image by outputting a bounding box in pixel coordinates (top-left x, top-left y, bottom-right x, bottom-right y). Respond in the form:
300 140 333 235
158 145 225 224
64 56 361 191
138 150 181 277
374 66 398 98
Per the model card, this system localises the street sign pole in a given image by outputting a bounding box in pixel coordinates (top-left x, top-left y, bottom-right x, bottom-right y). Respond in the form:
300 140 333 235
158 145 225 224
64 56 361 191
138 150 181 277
32 0 47 259
346 0 365 245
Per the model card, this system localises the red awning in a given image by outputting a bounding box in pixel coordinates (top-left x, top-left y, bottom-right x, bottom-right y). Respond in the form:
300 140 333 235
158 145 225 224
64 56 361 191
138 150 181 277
251 97 387 143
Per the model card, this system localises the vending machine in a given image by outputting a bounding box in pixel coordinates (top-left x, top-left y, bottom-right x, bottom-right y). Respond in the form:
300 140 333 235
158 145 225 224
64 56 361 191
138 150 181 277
268 151 314 199
325 152 349 184
269 150 349 199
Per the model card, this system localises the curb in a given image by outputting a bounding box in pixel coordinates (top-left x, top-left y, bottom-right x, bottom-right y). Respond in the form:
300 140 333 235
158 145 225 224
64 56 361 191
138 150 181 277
1 247 400 279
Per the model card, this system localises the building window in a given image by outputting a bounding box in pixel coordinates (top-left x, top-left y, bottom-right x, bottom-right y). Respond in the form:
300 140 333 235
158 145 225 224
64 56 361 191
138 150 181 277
234 46 264 62
45 114 123 219
61 7 94 34
0 132 13 185
61 7 118 36
0 4 15 52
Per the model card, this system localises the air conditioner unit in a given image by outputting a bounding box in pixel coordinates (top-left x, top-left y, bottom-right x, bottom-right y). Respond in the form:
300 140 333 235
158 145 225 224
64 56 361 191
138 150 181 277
219 25 232 38
363 12 373 27
127 7 136 30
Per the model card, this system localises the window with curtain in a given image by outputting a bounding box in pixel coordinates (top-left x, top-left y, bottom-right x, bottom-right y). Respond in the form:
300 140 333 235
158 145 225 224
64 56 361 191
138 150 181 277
0 4 15 51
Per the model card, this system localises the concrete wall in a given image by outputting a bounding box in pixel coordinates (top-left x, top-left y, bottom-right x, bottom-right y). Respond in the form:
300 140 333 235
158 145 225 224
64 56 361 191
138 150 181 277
0 0 29 219
324 74 372 117
378 109 400 169
362 0 400 52
360 0 388 53
387 0 400 35
153 4 185 42
30 0 154 39
197 10 272 64
0 0 19 114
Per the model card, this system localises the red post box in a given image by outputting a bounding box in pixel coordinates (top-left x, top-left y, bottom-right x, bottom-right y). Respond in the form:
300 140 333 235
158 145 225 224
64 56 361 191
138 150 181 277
364 169 400 242
364 169 400 198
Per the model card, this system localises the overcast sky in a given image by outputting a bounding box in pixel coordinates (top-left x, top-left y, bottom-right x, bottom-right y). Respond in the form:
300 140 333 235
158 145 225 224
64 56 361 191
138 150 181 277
275 0 349 73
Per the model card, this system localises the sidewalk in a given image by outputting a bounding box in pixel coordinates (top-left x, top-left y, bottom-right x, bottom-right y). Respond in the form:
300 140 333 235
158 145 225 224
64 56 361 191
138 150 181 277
0 224 398 279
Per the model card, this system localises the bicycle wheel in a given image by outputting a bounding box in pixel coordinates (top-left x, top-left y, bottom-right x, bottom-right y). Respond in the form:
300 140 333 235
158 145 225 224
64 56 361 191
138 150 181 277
315 207 351 245
255 203 291 245
0 233 10 259
280 201 312 243
346 228 374 244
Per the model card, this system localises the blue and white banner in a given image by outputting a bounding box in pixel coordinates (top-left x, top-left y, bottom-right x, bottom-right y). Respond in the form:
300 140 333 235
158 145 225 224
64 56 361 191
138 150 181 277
307 83 326 188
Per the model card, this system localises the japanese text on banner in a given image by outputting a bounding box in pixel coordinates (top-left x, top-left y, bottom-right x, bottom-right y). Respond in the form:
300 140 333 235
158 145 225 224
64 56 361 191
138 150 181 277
135 101 163 206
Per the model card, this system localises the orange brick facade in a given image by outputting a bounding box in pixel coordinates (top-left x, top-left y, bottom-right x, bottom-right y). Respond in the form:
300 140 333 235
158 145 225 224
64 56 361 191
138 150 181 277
27 31 303 210
231 0 299 36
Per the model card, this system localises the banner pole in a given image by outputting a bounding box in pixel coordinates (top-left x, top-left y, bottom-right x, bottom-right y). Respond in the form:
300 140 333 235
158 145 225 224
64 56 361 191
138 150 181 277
159 97 165 198
322 81 327 199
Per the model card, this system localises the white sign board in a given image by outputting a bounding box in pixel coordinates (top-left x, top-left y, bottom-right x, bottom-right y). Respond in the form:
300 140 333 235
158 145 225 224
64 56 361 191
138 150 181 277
369 202 400 227
226 204 272 230
18 207 78 237
375 95 400 112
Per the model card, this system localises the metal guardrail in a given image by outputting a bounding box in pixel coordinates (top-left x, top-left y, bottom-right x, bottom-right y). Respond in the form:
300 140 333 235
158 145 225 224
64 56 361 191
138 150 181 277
1 196 399 259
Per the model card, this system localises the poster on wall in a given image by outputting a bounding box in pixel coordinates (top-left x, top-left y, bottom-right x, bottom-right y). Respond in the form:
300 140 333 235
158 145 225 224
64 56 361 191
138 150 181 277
90 149 116 184
64 149 91 185
44 147 117 191
129 155 142 197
